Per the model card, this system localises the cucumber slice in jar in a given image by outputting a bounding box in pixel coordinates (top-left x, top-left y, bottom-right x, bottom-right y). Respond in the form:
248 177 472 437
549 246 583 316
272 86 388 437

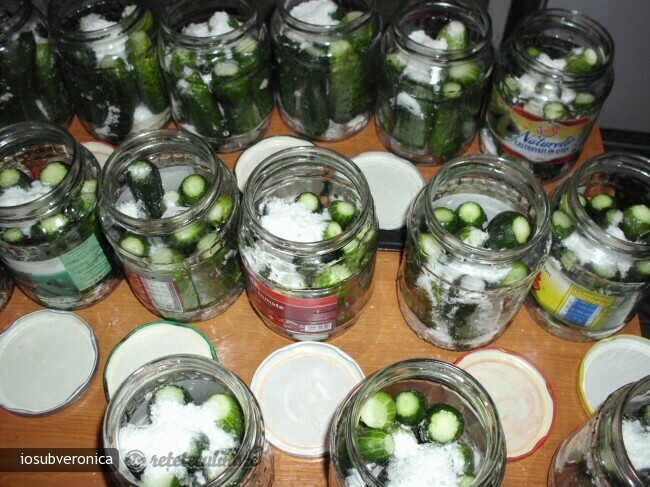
0 167 31 190
207 194 234 227
436 20 469 50
119 232 150 257
433 206 459 233
323 220 343 240
39 161 69 187
355 427 395 463
127 160 165 219
359 391 396 429
417 233 443 261
328 200 356 229
203 393 244 440
395 389 428 426
2 227 27 244
37 213 71 240
543 101 570 121
312 263 352 289
295 191 323 213
456 201 487 229
498 261 529 287
180 174 210 207
551 209 575 240
423 403 464 444
150 384 192 407
456 226 489 248
588 193 616 216
487 211 532 249
170 222 207 253
563 47 598 74
622 204 650 241
150 247 185 265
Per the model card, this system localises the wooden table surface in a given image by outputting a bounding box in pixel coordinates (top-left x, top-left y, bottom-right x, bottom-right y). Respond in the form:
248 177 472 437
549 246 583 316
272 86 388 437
0 112 641 487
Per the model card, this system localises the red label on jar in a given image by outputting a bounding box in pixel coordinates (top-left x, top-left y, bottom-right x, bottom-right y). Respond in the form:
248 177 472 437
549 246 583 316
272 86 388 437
245 269 338 334
125 267 184 313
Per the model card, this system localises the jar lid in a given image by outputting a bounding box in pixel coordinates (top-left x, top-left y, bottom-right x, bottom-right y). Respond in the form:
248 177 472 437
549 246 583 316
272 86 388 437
234 135 315 192
351 151 425 230
455 348 555 461
0 310 98 416
250 341 364 457
578 334 650 415
81 140 115 168
103 321 217 401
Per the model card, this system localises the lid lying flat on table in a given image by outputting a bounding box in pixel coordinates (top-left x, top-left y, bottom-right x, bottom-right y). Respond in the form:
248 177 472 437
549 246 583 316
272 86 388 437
234 135 315 192
0 310 98 416
578 334 650 415
81 140 115 168
250 341 364 457
455 348 555 461
103 321 217 401
351 151 425 231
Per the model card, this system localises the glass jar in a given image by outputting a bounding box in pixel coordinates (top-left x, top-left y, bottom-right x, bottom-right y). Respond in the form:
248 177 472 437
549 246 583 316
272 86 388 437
48 0 170 144
270 0 381 141
397 154 551 350
159 0 274 153
239 146 378 341
98 129 243 323
329 358 506 486
480 9 615 183
0 122 121 309
527 152 650 342
103 354 274 487
375 0 494 165
549 375 650 486
0 0 73 128
0 263 14 314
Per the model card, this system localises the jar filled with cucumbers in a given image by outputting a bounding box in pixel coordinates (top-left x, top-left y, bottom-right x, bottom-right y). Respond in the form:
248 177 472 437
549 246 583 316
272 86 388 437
98 129 243 323
103 354 274 487
375 0 494 165
0 122 121 309
397 154 551 350
480 9 615 183
0 263 14 314
270 0 381 141
329 358 506 487
48 0 170 144
239 146 378 341
527 152 650 342
0 0 73 128
550 375 650 486
159 0 274 152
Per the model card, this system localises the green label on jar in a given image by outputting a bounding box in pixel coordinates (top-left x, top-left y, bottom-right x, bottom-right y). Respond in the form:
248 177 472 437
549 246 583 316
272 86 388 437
3 234 111 295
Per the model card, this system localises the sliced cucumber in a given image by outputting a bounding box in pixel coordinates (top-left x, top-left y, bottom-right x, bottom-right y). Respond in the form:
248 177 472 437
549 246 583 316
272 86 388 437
543 101 570 121
638 404 650 427
312 263 352 289
559 191 587 216
150 247 185 265
2 227 27 244
37 213 70 240
295 191 323 213
551 209 575 240
456 201 487 229
170 222 207 253
359 391 396 429
448 61 483 86
196 231 220 254
150 384 192 408
563 47 598 74
424 403 464 444
437 20 468 50
487 211 532 249
395 389 427 426
81 179 97 194
203 393 244 439
207 194 235 227
323 220 343 240
498 261 529 287
588 193 615 215
39 161 69 187
328 200 356 229
417 233 443 261
355 427 395 463
574 92 596 110
456 226 489 248
127 160 164 219
433 206 459 233
180 174 210 207
0 168 31 190
119 232 150 257
622 204 650 241
457 442 475 475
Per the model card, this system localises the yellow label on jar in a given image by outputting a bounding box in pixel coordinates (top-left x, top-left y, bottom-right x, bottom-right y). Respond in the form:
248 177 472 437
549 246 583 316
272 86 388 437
501 106 593 163
531 258 616 329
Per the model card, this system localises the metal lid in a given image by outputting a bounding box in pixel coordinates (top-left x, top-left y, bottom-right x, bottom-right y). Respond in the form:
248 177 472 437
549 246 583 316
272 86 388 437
234 135 315 192
578 334 650 415
250 341 364 457
0 310 98 416
351 151 425 230
455 348 556 461
103 321 217 401
81 140 115 168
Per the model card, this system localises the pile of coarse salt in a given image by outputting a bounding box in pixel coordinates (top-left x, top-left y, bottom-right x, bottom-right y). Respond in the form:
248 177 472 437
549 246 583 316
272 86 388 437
182 11 237 37
119 397 239 484
622 417 650 474
409 30 448 50
290 0 340 26
259 196 330 242
0 180 53 207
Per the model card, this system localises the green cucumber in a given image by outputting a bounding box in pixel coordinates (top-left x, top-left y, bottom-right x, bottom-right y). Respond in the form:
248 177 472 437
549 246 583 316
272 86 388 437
2 227 28 244
149 384 192 409
328 39 367 124
433 207 459 233
34 41 73 124
312 263 352 288
456 226 489 248
207 194 235 227
543 101 570 121
203 393 244 439
323 221 343 240
429 83 464 159
329 200 356 229
39 161 69 187
127 160 165 219
437 20 469 50
498 261 529 287
355 427 395 463
574 92 596 110
487 211 532 249
622 204 650 241
551 209 575 240
99 56 137 139
588 193 616 216
150 247 185 265
119 232 150 257
395 389 428 426
177 72 228 144
563 48 598 74
456 201 487 229
179 174 210 206
448 61 483 86
424 403 464 444
0 168 31 190
417 233 443 261
295 192 323 213
126 30 169 114
196 231 220 254
359 391 396 429
170 222 207 253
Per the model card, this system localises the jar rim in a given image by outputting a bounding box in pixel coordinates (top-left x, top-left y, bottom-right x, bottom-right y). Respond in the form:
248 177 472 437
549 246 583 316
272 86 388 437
422 154 551 263
275 0 376 37
243 146 373 253
0 0 31 40
511 8 615 80
391 0 493 62
160 0 260 49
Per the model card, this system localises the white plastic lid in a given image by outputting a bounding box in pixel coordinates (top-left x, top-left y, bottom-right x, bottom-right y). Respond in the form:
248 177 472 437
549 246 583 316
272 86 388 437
81 140 115 168
250 342 364 457
351 152 425 230
234 135 315 192
0 310 98 415
455 348 555 461
103 321 217 400
578 334 650 415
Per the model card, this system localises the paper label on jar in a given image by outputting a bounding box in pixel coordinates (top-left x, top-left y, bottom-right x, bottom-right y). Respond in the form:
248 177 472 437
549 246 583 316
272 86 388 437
2 234 111 295
124 267 185 313
531 258 617 329
244 268 338 334
500 106 593 163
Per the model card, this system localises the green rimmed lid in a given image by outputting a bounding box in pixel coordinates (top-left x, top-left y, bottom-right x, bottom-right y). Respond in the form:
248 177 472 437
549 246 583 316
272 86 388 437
103 321 217 401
